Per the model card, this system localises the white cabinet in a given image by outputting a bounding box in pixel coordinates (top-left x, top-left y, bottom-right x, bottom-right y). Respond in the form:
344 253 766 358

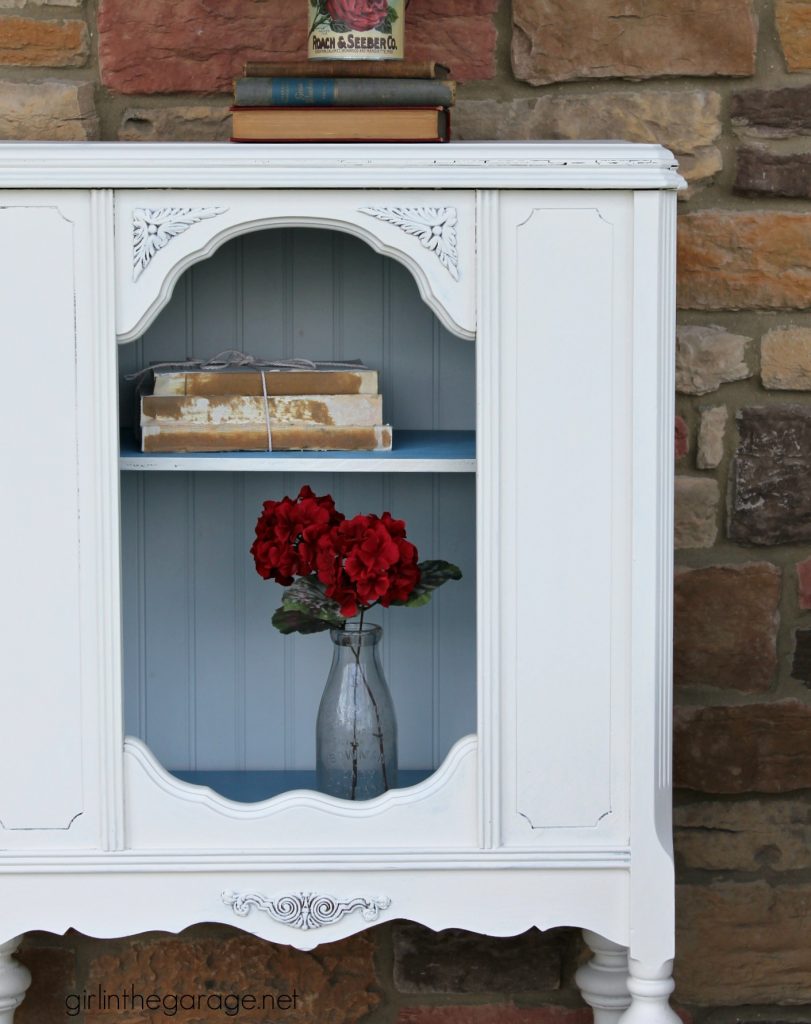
0 142 683 1024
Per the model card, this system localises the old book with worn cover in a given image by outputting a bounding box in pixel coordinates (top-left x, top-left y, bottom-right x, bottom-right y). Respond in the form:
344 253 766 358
141 423 393 453
233 76 456 108
152 365 379 397
243 59 450 79
230 106 449 143
141 393 383 428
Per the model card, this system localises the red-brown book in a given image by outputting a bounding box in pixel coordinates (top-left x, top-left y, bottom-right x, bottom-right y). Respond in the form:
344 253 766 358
244 59 450 79
230 105 449 143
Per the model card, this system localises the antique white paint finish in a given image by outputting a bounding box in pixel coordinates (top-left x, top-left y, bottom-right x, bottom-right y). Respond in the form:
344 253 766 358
0 143 682 1024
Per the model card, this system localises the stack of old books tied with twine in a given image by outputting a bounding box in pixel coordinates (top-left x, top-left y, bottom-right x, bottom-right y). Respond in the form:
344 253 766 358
135 353 393 453
229 59 454 143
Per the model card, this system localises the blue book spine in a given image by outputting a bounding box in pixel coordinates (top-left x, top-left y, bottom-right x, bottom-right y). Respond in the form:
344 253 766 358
233 77 455 108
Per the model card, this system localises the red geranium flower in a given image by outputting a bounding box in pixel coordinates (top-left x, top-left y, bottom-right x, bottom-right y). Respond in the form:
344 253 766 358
251 485 343 585
254 487 460 634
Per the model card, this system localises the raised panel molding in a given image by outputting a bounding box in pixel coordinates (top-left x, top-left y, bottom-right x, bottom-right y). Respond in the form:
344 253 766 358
496 196 633 846
0 205 85 834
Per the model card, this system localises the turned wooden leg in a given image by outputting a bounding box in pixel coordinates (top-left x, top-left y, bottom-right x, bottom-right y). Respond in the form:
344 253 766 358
0 938 31 1024
617 958 680 1024
575 929 631 1024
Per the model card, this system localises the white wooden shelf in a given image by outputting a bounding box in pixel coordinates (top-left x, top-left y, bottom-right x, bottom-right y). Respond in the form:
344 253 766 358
119 428 476 473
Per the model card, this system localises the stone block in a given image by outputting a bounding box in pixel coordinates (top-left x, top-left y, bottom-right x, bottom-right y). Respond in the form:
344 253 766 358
761 326 811 389
674 477 719 549
776 0 811 71
118 106 230 142
453 91 721 187
676 325 751 395
731 85 811 137
675 795 811 871
0 15 88 66
678 211 811 310
676 882 811 1004
729 406 811 545
675 416 689 461
735 147 811 199
797 556 811 609
99 0 497 94
398 1010 592 1024
674 563 780 693
511 0 757 85
696 406 727 469
0 79 97 140
392 923 562 994
83 928 379 1023
674 700 811 793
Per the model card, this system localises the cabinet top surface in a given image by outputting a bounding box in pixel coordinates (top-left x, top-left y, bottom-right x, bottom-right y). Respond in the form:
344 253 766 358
0 140 684 190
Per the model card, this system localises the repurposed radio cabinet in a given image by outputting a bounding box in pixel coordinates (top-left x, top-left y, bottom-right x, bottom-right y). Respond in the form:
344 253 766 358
0 142 684 1022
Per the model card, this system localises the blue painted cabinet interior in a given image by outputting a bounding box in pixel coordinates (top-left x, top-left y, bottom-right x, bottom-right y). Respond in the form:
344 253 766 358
118 228 477 788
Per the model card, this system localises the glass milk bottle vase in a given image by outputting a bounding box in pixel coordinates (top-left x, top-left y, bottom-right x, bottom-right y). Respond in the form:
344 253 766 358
316 622 398 800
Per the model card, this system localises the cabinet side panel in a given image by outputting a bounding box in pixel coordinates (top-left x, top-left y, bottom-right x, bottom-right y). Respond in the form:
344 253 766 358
498 193 632 846
0 205 84 831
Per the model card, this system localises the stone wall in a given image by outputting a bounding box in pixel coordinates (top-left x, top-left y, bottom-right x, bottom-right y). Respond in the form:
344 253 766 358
3 0 811 1020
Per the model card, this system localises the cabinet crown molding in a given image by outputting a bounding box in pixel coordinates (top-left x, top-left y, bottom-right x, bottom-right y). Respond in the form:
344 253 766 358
0 141 685 190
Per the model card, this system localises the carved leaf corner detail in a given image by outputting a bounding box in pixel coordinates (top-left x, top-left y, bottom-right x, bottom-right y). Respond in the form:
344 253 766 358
358 205 460 281
132 206 227 281
222 889 391 930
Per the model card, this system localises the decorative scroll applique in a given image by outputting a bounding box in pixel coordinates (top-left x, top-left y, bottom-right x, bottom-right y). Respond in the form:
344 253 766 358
358 206 460 281
132 206 227 281
221 889 391 930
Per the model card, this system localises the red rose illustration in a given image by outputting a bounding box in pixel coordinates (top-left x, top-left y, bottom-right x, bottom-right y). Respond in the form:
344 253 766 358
326 0 389 31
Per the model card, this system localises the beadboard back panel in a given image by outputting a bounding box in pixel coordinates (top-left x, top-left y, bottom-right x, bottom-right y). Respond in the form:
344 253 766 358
118 228 476 775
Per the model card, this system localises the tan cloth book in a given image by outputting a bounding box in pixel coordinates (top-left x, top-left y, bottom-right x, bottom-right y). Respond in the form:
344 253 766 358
230 106 449 143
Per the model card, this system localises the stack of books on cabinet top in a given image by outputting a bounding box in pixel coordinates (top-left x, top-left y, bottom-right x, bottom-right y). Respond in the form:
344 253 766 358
138 360 392 453
230 59 453 143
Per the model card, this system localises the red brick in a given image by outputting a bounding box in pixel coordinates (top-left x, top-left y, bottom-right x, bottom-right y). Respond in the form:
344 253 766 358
83 928 379 1024
98 0 496 94
674 700 811 793
675 416 689 460
397 1008 591 1024
674 564 780 693
15 942 75 1024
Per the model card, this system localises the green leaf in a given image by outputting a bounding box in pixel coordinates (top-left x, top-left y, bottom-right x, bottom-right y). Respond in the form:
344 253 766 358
272 575 345 635
387 5 399 21
272 607 334 635
396 560 462 608
375 16 392 32
330 17 349 31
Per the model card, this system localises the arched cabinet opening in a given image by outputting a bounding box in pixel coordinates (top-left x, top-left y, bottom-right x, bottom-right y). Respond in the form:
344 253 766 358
117 226 477 807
